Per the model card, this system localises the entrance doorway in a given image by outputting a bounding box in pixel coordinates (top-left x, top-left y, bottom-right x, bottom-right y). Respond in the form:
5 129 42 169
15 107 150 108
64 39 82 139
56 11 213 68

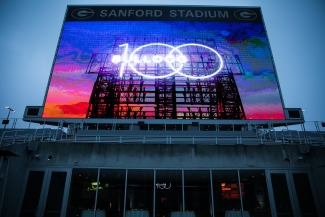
18 168 71 217
266 170 320 217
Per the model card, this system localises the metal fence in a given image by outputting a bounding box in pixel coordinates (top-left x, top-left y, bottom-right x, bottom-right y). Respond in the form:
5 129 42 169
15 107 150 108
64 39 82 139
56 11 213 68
1 118 324 146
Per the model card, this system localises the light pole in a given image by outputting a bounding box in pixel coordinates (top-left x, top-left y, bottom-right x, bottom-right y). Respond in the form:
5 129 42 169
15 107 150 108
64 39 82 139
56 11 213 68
3 106 15 129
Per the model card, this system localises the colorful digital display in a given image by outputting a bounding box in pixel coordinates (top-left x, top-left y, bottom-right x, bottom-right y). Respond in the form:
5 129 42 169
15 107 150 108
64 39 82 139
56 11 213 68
42 6 285 120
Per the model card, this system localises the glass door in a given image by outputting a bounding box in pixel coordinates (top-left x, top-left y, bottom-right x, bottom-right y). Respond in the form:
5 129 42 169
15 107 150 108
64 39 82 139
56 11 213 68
266 170 321 217
288 171 320 217
268 171 295 217
18 168 71 217
19 170 46 217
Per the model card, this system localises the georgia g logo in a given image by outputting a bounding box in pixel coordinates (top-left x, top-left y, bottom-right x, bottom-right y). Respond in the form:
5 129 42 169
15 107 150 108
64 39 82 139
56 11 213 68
234 9 257 21
71 8 95 19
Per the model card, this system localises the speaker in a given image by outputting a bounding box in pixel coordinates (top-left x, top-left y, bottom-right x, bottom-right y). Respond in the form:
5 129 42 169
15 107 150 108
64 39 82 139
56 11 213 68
288 110 301 119
27 108 39 116
284 108 304 120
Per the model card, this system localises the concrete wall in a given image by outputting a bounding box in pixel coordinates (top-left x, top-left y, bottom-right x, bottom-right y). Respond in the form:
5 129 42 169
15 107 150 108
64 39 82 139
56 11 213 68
1 143 29 217
1 142 325 217
23 143 319 169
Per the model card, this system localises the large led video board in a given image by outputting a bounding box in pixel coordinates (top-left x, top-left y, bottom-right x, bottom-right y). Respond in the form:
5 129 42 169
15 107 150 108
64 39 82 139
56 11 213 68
42 6 285 120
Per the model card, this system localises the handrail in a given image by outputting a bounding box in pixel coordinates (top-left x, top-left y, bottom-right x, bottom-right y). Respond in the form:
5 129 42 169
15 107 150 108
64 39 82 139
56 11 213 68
0 130 27 146
308 132 325 145
1 128 324 146
66 129 325 145
72 134 268 145
34 128 53 141
1 118 324 146
1 128 54 146
281 129 301 144
268 128 277 141
1 118 325 131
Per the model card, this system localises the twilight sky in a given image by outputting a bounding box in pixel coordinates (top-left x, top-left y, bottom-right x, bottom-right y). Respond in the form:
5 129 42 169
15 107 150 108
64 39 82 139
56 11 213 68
0 0 324 121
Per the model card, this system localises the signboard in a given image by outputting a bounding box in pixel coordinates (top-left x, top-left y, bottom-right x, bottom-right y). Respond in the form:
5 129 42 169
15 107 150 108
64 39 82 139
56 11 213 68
42 5 285 120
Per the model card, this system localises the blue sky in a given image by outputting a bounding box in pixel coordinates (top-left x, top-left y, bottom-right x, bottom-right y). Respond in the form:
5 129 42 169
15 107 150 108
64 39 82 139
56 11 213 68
0 0 324 121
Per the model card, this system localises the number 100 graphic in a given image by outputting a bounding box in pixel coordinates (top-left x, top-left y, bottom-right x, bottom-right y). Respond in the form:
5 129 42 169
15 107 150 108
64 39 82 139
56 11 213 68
85 38 246 120
111 43 224 79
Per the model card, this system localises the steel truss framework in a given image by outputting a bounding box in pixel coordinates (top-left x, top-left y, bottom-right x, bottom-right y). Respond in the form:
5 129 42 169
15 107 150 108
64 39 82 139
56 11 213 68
86 38 246 119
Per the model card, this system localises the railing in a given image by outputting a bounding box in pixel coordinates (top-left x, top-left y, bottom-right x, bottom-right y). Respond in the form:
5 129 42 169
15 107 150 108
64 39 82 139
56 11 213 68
0 130 32 146
34 128 54 142
0 118 324 131
68 130 260 145
0 118 324 146
71 134 264 145
0 128 65 147
264 130 325 146
68 131 324 146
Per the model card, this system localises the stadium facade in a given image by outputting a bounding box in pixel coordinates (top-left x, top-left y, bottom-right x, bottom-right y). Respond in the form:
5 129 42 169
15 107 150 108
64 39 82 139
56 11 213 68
0 5 325 217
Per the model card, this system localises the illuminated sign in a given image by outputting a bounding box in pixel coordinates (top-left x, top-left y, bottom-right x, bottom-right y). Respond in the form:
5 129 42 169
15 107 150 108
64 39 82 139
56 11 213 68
156 183 171 189
87 182 104 191
42 5 285 120
65 6 264 22
113 43 223 79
